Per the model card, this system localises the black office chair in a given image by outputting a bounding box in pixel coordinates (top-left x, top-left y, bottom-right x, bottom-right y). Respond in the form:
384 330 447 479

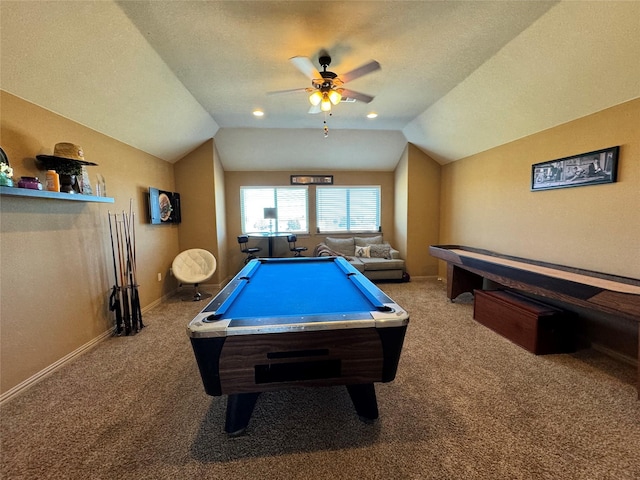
238 235 261 263
287 234 308 257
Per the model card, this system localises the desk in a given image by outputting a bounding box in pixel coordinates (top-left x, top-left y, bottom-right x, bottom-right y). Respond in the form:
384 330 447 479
429 245 640 396
247 232 289 257
187 256 409 434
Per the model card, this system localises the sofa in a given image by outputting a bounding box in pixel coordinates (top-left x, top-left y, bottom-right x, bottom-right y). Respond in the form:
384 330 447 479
313 235 407 281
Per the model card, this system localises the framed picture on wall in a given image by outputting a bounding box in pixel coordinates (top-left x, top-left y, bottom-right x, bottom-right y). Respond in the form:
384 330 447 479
291 175 333 185
149 187 181 224
531 146 619 191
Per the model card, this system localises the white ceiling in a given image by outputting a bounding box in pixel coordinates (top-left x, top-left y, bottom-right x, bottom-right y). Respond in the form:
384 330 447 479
1 1 639 171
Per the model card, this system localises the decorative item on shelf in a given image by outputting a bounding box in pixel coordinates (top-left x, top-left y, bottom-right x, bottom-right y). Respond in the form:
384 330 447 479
17 176 43 190
95 173 107 197
45 170 60 192
0 147 14 187
36 142 98 194
79 166 93 195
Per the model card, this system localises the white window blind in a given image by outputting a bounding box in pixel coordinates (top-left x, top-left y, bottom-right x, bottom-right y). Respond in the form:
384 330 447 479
316 186 381 233
240 187 308 233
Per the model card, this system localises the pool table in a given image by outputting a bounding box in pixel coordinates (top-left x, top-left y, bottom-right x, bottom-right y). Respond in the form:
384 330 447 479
187 256 409 435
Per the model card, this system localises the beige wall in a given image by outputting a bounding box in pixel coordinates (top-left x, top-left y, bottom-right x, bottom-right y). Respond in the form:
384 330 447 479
174 139 227 284
437 98 640 359
439 98 640 279
224 170 396 275
1 91 180 395
394 146 409 260
173 139 229 284
407 144 441 277
213 143 229 283
394 145 442 277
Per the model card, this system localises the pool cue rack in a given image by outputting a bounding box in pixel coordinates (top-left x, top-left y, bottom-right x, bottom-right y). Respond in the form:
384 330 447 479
108 203 144 336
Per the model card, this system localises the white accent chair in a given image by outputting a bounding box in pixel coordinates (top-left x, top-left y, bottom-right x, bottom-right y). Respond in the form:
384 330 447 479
171 249 217 301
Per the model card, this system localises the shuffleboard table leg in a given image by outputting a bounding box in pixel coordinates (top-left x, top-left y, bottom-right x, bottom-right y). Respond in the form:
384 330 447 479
346 383 379 422
225 392 261 436
447 263 483 301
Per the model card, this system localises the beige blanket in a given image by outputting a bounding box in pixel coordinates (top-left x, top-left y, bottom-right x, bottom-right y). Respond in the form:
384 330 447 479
312 243 353 260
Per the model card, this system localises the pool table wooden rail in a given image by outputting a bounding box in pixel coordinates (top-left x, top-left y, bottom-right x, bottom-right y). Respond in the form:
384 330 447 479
218 329 384 394
429 245 640 398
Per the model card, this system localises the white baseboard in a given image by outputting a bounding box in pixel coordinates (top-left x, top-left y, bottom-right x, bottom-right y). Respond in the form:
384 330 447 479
0 328 113 405
1 289 190 405
407 275 439 281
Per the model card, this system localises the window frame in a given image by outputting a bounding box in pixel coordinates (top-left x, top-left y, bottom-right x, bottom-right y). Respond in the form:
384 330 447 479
240 186 309 234
316 185 381 234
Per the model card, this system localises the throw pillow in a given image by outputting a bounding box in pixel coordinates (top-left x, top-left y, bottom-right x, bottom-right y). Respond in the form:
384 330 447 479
354 235 383 246
368 244 391 259
325 237 355 256
355 245 371 258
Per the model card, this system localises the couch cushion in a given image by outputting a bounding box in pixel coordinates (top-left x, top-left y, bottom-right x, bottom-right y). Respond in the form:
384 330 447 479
347 258 365 272
368 244 391 259
354 245 371 258
358 257 405 271
325 237 355 256
354 235 384 246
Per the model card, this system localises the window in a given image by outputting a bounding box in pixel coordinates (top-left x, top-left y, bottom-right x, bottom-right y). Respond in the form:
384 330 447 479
240 187 308 233
316 186 381 233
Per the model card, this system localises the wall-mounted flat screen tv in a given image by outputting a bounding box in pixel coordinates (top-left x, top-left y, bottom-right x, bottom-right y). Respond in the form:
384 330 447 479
149 187 181 224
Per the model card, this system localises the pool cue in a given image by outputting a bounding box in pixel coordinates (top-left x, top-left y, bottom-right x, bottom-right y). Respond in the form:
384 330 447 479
107 211 123 335
128 201 143 330
115 215 132 335
122 210 135 332
123 207 143 332
130 209 144 330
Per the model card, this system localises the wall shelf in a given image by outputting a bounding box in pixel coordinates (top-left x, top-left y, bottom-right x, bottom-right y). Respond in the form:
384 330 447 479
0 186 114 203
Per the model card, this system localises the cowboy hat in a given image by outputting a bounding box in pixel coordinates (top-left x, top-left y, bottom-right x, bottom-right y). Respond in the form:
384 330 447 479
36 142 97 166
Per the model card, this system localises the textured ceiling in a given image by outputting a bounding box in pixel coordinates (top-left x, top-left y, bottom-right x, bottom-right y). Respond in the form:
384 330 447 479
1 1 639 171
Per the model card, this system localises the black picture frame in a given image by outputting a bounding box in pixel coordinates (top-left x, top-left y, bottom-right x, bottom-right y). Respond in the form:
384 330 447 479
149 187 181 224
531 146 619 191
290 175 333 185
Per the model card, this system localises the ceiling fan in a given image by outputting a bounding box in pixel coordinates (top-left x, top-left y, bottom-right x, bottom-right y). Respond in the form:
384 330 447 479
270 53 381 114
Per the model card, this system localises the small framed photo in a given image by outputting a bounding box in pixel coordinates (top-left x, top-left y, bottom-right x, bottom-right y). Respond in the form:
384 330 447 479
291 175 333 185
531 146 619 191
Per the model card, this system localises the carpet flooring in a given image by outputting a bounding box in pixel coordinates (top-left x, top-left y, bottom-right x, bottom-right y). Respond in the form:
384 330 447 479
1 278 639 479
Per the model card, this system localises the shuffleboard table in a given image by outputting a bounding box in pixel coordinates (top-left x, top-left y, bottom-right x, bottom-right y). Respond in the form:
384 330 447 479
187 256 409 434
429 245 640 397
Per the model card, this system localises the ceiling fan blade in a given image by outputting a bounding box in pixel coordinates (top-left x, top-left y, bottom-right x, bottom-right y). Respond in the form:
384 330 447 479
308 104 321 114
290 56 321 80
341 89 375 104
267 87 309 96
339 60 381 84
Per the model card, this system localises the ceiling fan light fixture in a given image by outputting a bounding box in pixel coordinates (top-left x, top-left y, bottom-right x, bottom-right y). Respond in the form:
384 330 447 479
320 93 332 112
309 90 322 106
328 89 342 105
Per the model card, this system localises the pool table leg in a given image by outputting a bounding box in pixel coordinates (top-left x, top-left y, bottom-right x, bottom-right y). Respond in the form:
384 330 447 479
225 392 261 436
346 383 379 422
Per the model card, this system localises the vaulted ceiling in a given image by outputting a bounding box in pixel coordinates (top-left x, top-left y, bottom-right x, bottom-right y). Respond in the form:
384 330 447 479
1 1 639 171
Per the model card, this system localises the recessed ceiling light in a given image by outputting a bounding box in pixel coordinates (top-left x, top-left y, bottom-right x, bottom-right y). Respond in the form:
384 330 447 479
366 113 378 119
253 110 264 117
